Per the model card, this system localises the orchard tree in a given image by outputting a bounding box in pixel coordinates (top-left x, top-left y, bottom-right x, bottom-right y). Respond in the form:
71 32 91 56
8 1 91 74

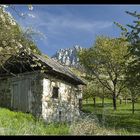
82 87 90 104
0 6 22 67
129 87 140 114
83 76 110 107
125 73 140 114
115 11 140 113
97 84 110 107
0 5 43 75
115 11 140 88
83 81 98 107
119 87 130 104
78 36 128 110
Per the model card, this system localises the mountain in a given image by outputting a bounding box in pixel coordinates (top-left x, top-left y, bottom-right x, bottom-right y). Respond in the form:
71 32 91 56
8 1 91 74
51 45 83 69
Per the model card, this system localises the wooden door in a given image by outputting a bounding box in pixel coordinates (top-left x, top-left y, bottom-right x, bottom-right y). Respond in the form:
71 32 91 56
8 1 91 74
11 79 31 112
12 83 20 110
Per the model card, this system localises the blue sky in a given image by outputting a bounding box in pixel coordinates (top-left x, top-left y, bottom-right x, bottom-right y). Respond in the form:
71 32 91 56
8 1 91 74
7 5 140 56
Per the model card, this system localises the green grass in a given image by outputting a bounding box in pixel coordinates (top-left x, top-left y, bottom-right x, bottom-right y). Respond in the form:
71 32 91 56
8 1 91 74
82 98 140 135
0 107 69 135
0 98 140 135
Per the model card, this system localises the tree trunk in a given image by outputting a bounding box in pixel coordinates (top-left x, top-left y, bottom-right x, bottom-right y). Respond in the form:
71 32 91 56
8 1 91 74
132 100 135 114
93 97 96 107
113 94 117 111
102 97 104 107
125 98 127 104
86 98 88 104
120 98 122 104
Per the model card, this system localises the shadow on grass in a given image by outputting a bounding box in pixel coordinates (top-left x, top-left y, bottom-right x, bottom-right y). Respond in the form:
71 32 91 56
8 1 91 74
95 113 140 133
119 108 140 112
83 103 113 107
82 103 140 134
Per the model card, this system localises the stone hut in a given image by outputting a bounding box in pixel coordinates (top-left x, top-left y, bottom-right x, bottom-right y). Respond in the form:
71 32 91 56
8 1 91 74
0 51 85 122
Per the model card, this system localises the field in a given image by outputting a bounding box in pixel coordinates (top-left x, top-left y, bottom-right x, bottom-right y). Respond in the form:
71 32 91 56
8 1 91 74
0 98 140 135
82 98 140 135
0 108 69 135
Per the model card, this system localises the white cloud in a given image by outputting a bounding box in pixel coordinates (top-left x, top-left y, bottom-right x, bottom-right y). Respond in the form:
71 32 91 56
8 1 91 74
59 19 112 31
32 11 113 36
27 13 35 18
18 9 113 40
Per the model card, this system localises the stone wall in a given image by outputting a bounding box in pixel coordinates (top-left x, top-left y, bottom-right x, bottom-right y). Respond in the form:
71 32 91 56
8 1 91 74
28 72 43 117
0 71 83 123
42 75 82 123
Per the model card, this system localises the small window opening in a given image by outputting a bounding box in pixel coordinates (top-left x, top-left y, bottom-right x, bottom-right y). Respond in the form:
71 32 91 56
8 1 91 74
59 111 62 121
52 87 59 98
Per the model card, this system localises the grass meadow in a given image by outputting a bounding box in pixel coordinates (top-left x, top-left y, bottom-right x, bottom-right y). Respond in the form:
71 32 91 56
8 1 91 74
0 108 69 135
82 98 140 135
0 98 140 135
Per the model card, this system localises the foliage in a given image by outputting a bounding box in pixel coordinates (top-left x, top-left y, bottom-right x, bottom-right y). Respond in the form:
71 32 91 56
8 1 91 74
78 36 128 110
118 87 130 106
83 80 110 102
0 6 40 56
83 81 98 100
0 6 21 65
115 11 140 87
115 11 140 113
125 84 140 114
0 6 43 75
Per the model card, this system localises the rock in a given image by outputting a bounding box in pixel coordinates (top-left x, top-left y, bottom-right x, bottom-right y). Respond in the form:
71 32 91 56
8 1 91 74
51 45 83 69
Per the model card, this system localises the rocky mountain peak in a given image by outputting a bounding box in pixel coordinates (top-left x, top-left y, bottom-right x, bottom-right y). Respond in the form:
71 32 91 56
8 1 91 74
51 45 83 68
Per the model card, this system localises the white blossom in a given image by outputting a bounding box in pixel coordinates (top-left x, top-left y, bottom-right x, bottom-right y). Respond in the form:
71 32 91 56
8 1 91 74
16 42 23 48
2 41 7 46
0 14 5 22
1 5 9 8
28 5 33 11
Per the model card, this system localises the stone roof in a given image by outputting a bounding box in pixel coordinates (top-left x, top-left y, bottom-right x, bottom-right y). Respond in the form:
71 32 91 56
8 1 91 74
0 52 86 85
32 53 85 85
